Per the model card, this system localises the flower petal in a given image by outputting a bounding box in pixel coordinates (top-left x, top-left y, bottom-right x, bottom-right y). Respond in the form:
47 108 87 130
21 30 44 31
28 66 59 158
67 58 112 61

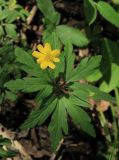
40 61 49 69
37 44 44 53
48 62 55 69
38 54 46 62
44 43 52 53
53 58 60 62
32 51 40 58
52 49 60 56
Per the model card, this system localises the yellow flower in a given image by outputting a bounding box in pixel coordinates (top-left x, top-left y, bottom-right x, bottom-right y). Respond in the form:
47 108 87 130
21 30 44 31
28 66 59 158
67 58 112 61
32 43 60 69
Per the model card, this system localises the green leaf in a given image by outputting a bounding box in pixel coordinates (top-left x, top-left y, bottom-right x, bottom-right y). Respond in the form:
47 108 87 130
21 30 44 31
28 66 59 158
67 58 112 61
0 44 13 56
43 31 61 49
0 9 9 20
21 97 57 129
100 64 119 93
4 79 23 91
72 82 115 102
63 43 75 81
37 0 60 28
5 24 17 39
84 0 97 25
15 47 35 67
112 0 119 5
5 91 17 102
35 86 53 104
86 69 102 82
68 55 102 82
54 52 65 78
0 0 6 6
8 0 17 10
0 136 11 146
44 13 60 28
0 148 17 158
19 9 29 21
37 0 56 17
15 47 45 77
97 1 119 28
56 25 89 47
69 94 91 108
62 97 96 137
100 38 119 92
5 77 51 92
0 136 17 158
48 97 68 151
5 10 19 23
0 26 4 37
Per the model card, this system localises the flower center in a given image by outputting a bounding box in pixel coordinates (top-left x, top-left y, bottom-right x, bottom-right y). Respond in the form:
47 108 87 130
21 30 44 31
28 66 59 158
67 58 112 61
45 54 54 62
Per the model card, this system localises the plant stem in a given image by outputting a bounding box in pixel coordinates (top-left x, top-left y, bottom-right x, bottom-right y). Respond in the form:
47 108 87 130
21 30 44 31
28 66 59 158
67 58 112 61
99 111 111 142
114 88 119 107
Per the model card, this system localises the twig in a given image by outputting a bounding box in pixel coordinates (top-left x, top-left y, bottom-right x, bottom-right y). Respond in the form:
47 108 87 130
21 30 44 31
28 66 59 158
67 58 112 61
50 139 64 160
0 123 32 160
26 6 37 25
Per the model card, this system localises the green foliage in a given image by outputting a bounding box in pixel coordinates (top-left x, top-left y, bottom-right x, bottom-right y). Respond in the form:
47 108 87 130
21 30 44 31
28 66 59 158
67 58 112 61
67 55 102 82
5 43 114 151
56 25 89 47
0 136 17 158
84 0 97 25
1 0 119 157
0 43 21 104
96 1 119 28
0 0 29 39
100 38 119 93
0 0 29 105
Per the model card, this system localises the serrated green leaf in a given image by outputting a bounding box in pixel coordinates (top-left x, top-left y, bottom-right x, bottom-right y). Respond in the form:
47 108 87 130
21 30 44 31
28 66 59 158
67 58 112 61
84 0 97 25
5 77 51 92
15 47 47 77
63 43 75 81
5 24 17 39
69 94 91 108
56 25 89 47
21 97 57 129
0 9 9 20
35 86 53 104
97 1 119 28
0 44 13 56
73 82 115 102
48 97 68 151
68 55 102 82
86 69 102 82
15 47 35 67
4 79 24 91
5 10 19 23
62 97 95 137
8 0 16 10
